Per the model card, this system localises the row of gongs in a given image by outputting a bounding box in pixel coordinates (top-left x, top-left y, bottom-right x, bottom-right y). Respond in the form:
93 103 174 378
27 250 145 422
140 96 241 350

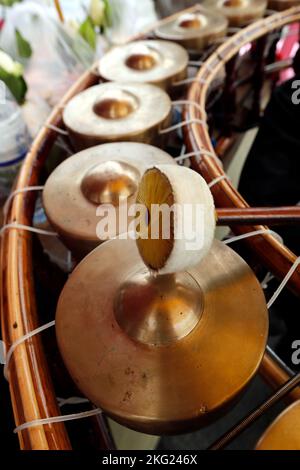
42 4 300 448
46 73 271 437
63 1 300 150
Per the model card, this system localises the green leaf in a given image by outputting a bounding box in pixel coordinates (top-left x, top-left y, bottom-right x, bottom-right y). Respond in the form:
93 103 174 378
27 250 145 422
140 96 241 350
15 29 32 59
0 66 27 103
0 0 22 6
103 0 112 29
79 18 96 51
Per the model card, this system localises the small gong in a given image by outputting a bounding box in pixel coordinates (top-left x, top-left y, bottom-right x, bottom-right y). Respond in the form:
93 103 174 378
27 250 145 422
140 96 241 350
98 40 188 92
204 0 267 27
56 238 268 434
43 143 176 259
154 7 228 52
63 82 172 151
256 401 300 450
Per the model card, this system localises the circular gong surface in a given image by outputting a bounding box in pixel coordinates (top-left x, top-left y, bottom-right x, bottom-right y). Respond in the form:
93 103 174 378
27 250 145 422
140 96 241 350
256 401 300 450
98 40 188 90
154 7 228 50
56 238 268 434
43 143 176 257
63 82 171 146
204 0 266 26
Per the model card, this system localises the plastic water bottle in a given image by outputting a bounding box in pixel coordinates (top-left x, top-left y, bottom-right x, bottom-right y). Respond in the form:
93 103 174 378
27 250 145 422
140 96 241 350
0 81 30 204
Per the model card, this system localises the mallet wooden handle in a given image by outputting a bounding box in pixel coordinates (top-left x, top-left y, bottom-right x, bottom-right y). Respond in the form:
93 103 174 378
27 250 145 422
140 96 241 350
217 206 300 225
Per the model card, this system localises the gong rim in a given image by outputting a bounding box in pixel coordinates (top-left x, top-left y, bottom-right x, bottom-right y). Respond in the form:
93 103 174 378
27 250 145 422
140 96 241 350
43 143 176 258
256 400 300 450
154 7 228 50
63 82 172 150
56 239 268 434
98 40 188 90
204 0 267 26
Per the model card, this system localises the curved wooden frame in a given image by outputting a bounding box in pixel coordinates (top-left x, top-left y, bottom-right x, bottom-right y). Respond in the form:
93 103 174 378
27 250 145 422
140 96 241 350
0 5 203 450
186 8 300 291
1 71 99 450
185 6 300 395
1 4 300 450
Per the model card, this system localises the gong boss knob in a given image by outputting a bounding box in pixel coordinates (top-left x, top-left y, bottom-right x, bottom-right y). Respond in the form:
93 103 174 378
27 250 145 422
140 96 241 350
98 40 189 93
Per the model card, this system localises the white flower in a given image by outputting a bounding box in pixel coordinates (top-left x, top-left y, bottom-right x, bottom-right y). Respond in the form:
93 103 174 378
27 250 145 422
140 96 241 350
0 50 23 76
89 0 105 26
67 19 80 33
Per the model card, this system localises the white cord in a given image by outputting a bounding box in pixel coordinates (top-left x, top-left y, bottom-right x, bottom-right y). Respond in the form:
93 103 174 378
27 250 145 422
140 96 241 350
66 250 73 273
57 397 90 407
265 9 277 15
228 27 242 33
214 36 231 44
3 320 56 380
179 143 186 157
45 124 68 136
173 76 207 87
2 187 58 239
0 223 58 238
171 100 207 118
3 186 44 216
55 138 73 156
267 257 300 309
160 118 207 135
1 207 62 381
175 149 222 167
261 272 275 290
188 60 205 67
223 228 279 245
208 175 229 188
223 229 300 309
14 408 102 434
3 315 102 433
196 61 215 72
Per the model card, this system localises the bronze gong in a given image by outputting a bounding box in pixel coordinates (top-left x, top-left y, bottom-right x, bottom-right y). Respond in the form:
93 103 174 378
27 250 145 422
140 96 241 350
154 7 228 51
63 82 172 151
56 238 268 434
256 400 300 450
98 40 188 92
43 143 176 259
204 0 267 27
